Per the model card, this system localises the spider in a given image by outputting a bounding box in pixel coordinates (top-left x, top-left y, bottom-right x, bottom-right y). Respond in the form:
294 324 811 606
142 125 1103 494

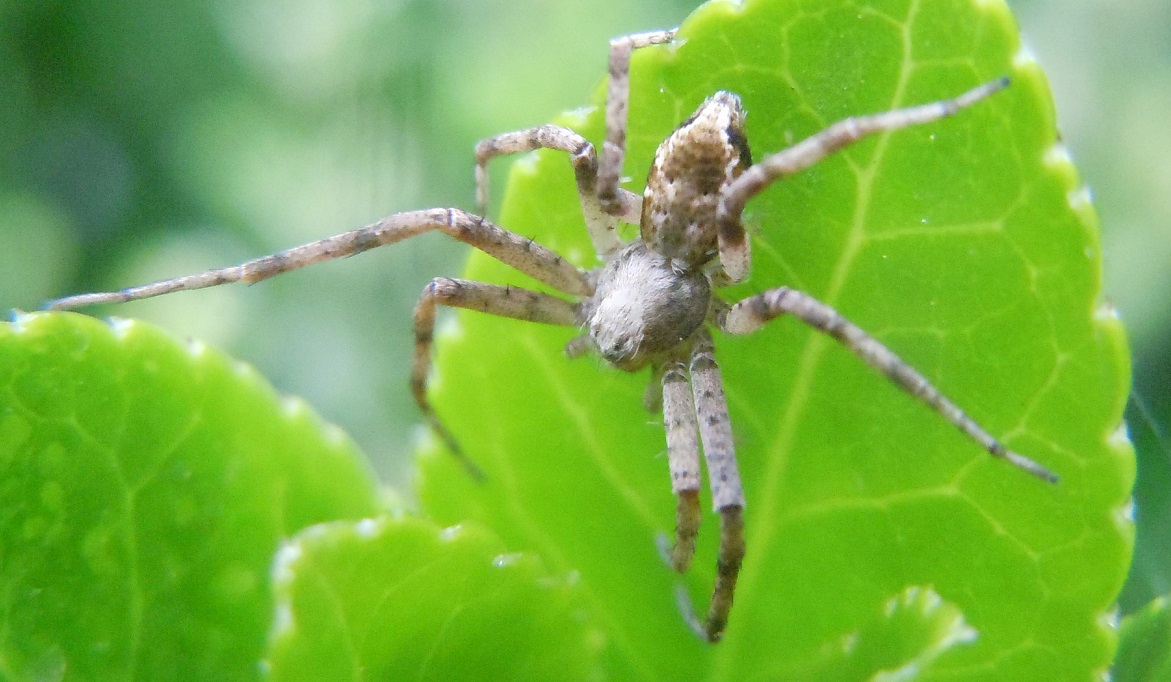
48 28 1058 642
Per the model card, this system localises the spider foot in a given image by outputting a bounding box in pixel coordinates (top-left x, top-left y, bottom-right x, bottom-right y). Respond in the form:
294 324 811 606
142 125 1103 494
996 445 1060 484
660 489 700 572
667 520 737 644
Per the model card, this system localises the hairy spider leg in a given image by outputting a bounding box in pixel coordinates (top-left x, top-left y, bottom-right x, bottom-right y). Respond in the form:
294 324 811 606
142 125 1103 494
45 208 594 479
720 287 1059 483
715 77 1011 284
412 278 582 479
474 30 679 259
597 28 678 215
658 359 703 573
684 331 747 642
46 208 592 310
474 125 641 260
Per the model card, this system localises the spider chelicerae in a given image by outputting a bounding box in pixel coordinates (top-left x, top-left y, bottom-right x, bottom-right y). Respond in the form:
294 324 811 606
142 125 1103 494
48 28 1058 642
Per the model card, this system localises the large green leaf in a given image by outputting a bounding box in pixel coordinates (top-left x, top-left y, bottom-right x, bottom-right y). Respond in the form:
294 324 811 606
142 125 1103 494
787 585 977 680
418 0 1132 679
1116 596 1171 682
0 312 381 680
264 516 595 680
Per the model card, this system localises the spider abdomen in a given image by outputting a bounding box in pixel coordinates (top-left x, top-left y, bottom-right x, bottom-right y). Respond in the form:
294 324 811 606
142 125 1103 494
587 242 710 371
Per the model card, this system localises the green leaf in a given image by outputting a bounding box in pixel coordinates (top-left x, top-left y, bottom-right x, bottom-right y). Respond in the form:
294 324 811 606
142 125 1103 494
1116 596 1171 682
418 0 1133 678
264 516 595 680
1121 395 1171 613
0 312 381 681
784 585 976 681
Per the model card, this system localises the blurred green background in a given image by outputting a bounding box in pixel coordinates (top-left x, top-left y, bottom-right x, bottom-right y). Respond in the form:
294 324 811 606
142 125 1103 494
2 0 1167 611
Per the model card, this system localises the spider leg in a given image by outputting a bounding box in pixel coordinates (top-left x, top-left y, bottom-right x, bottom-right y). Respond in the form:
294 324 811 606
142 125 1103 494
597 28 677 216
686 331 746 642
45 208 592 310
657 360 702 573
412 277 582 478
720 286 1059 483
716 77 1010 283
474 125 641 260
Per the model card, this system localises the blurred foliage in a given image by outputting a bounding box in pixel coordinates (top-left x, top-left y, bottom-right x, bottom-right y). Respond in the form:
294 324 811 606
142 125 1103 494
1123 395 1171 612
0 0 1166 619
1115 596 1171 682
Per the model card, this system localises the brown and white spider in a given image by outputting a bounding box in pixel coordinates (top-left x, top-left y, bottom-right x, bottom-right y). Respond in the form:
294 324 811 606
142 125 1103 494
48 28 1058 642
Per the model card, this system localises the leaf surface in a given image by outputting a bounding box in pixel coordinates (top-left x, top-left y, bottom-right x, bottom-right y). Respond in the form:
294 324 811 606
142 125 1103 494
417 0 1133 678
0 312 380 681
783 585 976 681
264 516 595 681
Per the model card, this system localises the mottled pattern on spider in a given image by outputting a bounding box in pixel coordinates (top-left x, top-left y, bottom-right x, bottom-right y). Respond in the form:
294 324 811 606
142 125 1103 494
48 28 1058 643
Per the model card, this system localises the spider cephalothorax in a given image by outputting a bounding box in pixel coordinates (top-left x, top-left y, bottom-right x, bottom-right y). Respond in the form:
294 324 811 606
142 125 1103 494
48 28 1058 643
